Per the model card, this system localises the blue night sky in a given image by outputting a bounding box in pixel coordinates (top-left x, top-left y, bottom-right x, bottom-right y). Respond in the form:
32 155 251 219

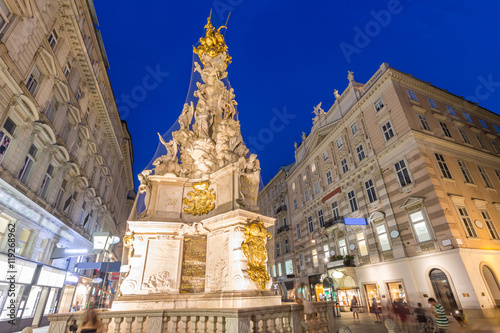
93 0 500 187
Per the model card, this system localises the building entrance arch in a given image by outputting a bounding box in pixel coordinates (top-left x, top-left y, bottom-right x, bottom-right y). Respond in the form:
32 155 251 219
429 268 459 313
482 265 500 307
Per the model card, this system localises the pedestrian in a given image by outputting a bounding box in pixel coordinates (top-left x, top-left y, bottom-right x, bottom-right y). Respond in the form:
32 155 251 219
351 295 360 322
80 308 103 333
372 297 382 323
71 301 81 312
413 302 428 332
428 298 449 333
393 298 410 333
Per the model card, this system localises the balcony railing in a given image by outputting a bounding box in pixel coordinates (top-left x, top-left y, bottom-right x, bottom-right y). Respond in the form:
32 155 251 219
323 217 344 228
275 205 287 214
276 225 290 234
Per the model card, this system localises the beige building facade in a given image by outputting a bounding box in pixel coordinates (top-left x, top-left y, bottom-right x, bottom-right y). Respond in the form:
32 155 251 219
264 63 500 317
0 0 134 331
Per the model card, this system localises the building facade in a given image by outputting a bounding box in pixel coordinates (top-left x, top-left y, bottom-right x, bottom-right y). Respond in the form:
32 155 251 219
258 164 294 301
0 0 135 331
264 63 500 318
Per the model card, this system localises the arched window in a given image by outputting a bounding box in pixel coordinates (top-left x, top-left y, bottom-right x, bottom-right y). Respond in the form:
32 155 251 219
482 266 500 307
429 268 458 313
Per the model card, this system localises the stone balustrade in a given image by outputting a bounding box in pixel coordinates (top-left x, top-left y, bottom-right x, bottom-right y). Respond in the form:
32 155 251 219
48 302 335 333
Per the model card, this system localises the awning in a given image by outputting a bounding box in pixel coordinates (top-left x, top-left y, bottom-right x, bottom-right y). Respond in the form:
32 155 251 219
76 262 121 272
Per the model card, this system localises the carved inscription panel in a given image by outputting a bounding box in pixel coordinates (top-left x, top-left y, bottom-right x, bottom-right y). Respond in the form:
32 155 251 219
179 236 207 293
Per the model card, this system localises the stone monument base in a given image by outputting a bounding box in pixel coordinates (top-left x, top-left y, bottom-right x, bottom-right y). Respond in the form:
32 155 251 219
112 291 281 311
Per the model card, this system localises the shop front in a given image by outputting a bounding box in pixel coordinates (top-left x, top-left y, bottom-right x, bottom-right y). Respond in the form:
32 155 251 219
363 283 382 313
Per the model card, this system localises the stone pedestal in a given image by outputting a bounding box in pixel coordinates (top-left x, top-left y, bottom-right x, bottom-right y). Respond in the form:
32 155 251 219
113 209 280 310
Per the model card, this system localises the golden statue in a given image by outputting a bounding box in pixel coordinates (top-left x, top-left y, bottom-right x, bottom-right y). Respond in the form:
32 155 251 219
241 221 272 290
123 231 135 277
183 181 216 215
193 14 232 65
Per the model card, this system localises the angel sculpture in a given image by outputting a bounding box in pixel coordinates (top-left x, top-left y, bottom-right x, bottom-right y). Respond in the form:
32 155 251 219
178 102 194 130
153 135 182 176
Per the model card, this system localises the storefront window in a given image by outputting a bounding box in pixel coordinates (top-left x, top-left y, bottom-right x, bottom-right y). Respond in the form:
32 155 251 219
0 284 24 320
43 288 58 315
364 284 381 313
15 228 32 256
386 281 407 304
337 288 361 308
285 260 293 275
22 285 42 318
429 268 459 313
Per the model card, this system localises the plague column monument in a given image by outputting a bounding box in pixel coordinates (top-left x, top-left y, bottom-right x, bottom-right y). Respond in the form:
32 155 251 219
113 17 280 310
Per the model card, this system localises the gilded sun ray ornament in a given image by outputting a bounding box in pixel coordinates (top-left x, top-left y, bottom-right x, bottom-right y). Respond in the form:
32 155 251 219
183 181 216 215
241 221 272 290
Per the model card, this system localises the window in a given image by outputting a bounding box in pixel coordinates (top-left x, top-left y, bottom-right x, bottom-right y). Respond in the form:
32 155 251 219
446 106 456 116
0 120 15 163
336 137 343 148
283 217 287 227
48 29 58 49
0 0 11 30
285 259 293 275
296 223 301 239
365 179 377 203
292 182 296 191
457 207 477 238
341 158 349 173
45 98 57 122
428 98 437 109
272 265 276 277
312 249 318 267
63 62 71 78
313 182 320 194
395 160 412 187
458 128 471 144
323 151 329 161
15 229 32 256
419 115 431 131
494 125 500 135
376 224 391 251
356 144 365 161
480 210 499 240
39 164 54 199
311 163 316 173
326 170 333 185
382 121 395 141
75 88 82 101
491 141 500 154
302 173 307 181
299 254 305 270
477 166 494 188
457 159 474 184
357 232 368 256
409 209 432 242
308 216 314 233
277 263 283 276
0 216 10 244
348 190 358 212
464 113 473 123
56 179 67 210
440 122 452 138
476 134 487 149
351 122 359 135
374 97 385 111
18 144 38 183
331 201 340 219
26 66 41 95
434 153 452 179
495 169 500 182
293 198 298 210
285 239 289 253
408 90 418 102
318 210 324 227
479 119 488 130
338 239 348 256
276 243 280 257
304 189 310 202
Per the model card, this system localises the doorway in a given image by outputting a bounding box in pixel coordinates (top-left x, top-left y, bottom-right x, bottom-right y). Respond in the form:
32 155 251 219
429 268 458 313
482 265 500 307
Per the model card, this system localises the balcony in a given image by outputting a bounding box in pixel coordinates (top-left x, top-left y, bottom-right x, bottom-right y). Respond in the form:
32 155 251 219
275 205 287 214
276 225 290 234
323 217 344 228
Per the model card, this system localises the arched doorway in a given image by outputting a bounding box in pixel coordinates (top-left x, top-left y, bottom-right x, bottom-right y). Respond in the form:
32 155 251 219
482 265 500 307
429 268 459 313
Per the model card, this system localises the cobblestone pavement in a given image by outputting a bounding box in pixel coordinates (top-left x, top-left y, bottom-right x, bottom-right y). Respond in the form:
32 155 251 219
334 312 500 333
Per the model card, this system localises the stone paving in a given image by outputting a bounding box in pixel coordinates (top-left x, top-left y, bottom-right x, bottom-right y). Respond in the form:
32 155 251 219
334 311 500 333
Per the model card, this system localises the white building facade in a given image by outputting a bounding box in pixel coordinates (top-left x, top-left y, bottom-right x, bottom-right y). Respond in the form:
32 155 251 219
0 0 135 331
267 63 500 318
